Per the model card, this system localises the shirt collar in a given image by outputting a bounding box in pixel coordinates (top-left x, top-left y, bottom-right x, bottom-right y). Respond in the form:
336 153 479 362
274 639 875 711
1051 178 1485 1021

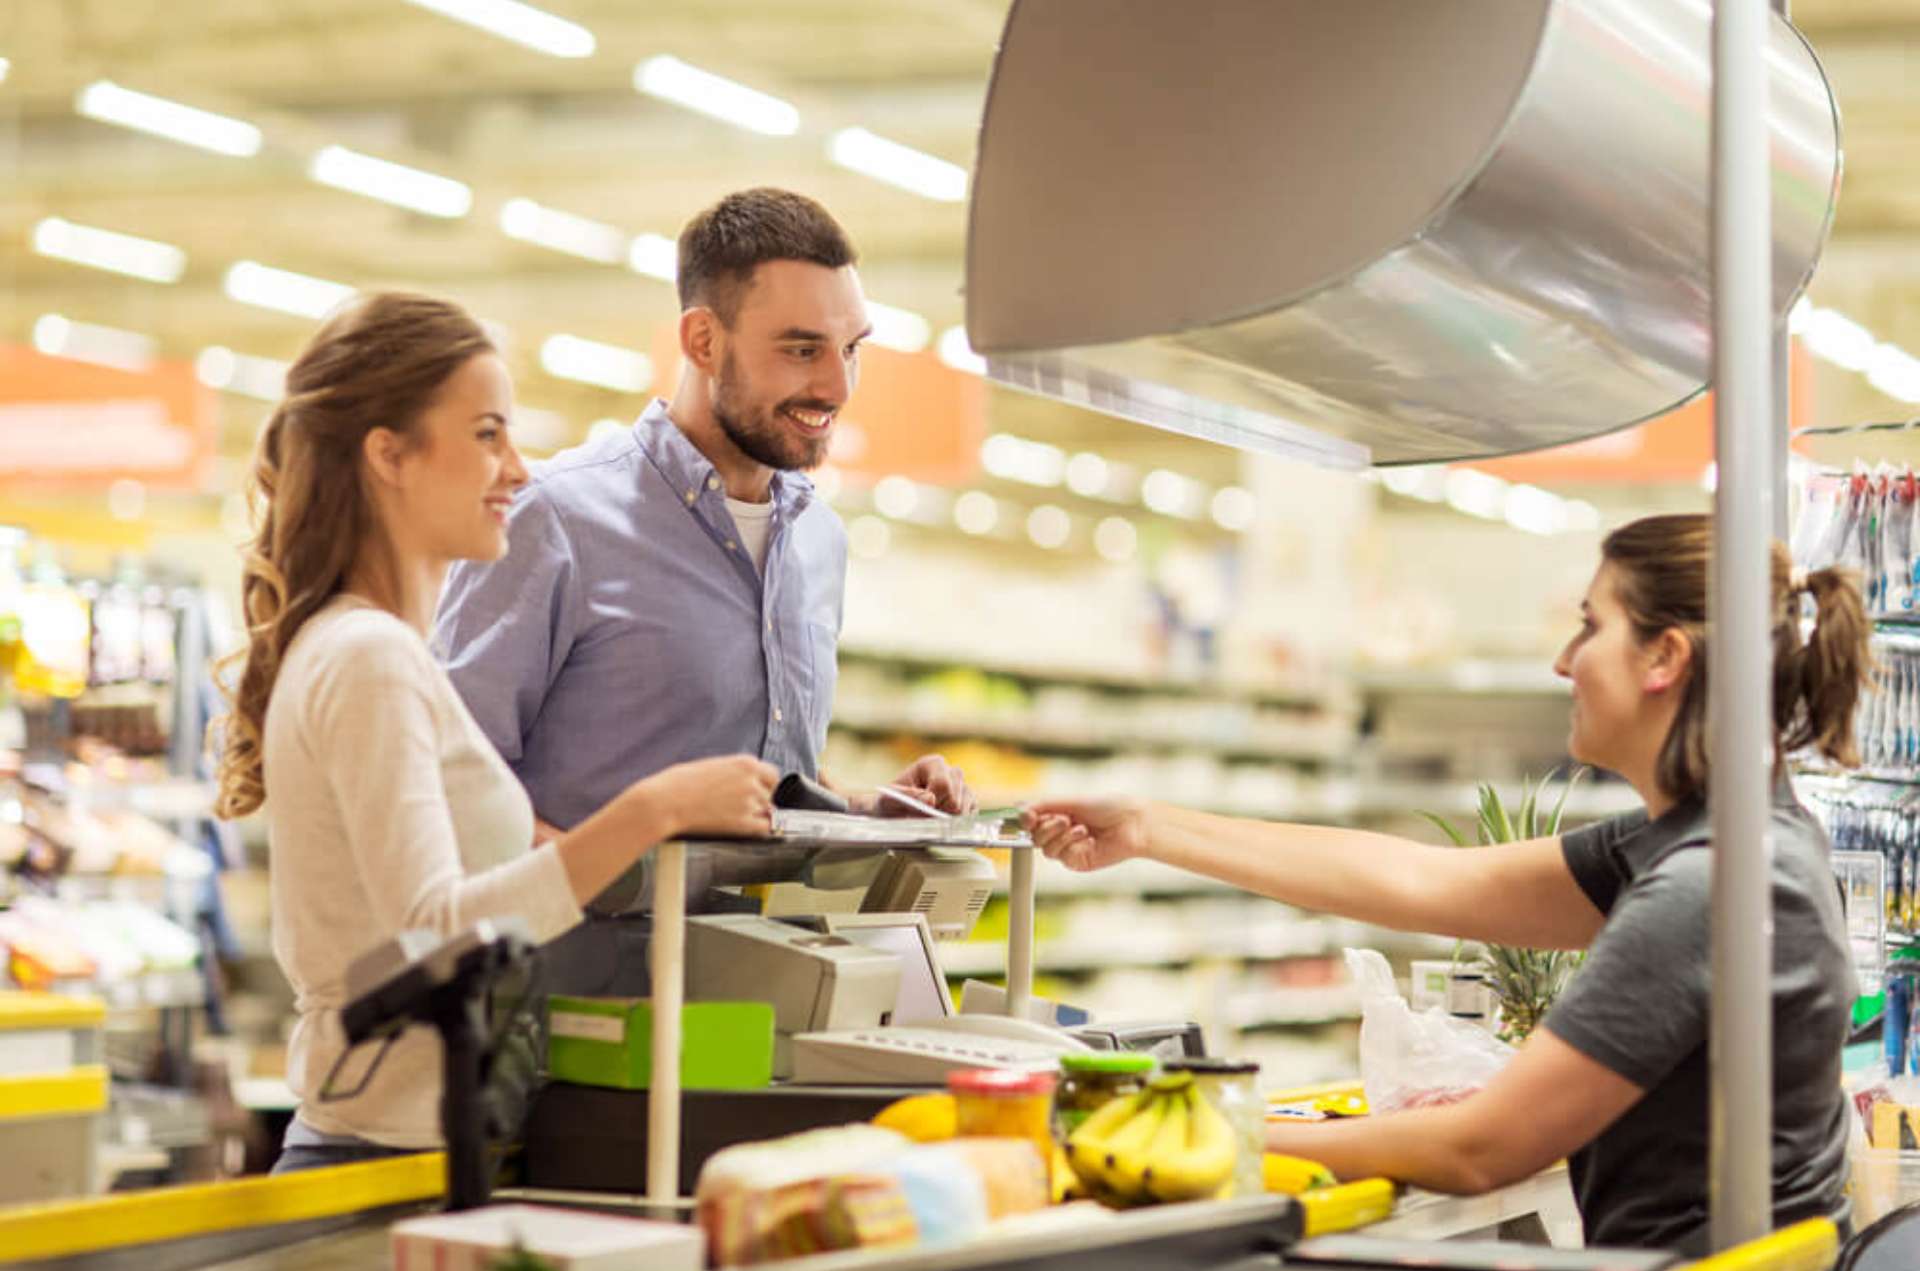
633 398 814 516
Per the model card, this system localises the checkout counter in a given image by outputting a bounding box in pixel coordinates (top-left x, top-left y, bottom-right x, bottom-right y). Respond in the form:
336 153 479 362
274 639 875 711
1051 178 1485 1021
0 832 1840 1270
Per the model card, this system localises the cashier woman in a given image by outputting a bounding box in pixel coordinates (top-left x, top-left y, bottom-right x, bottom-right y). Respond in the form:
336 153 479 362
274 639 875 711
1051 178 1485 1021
215 292 779 1171
1027 515 1865 1255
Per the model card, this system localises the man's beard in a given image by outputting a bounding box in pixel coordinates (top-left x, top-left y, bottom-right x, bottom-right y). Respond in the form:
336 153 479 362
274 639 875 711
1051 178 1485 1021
712 351 833 473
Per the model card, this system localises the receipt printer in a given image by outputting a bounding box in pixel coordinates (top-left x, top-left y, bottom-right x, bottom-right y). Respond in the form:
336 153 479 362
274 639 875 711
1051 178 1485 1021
686 914 901 1079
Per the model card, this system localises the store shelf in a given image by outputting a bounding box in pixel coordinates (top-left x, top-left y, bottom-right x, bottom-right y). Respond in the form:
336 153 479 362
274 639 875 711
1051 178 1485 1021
977 780 1639 850
1354 661 1571 697
942 922 1454 976
830 707 1346 765
85 969 205 1014
839 644 1339 710
1223 986 1362 1029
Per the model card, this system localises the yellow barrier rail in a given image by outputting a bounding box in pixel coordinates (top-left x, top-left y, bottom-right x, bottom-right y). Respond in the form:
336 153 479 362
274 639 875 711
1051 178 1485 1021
0 1066 108 1122
1685 1218 1839 1271
1297 1178 1398 1237
0 1151 445 1262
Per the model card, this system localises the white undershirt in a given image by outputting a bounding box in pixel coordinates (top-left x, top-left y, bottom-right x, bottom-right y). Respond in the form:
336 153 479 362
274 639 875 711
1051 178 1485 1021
726 496 776 573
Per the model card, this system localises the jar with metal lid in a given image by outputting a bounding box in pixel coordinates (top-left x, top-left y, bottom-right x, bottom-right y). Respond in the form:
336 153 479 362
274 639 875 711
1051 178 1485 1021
1054 1051 1157 1139
947 1067 1058 1184
1165 1058 1263 1198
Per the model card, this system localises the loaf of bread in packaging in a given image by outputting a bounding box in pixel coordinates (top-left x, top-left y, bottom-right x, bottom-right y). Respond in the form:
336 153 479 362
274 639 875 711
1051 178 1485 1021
697 1125 917 1266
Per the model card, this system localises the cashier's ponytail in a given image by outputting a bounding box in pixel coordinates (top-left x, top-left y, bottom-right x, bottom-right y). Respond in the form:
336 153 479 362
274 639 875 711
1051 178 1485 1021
212 293 494 819
1601 514 1871 802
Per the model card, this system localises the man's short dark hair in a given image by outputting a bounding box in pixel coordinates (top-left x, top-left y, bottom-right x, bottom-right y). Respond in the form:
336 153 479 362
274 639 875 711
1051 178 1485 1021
677 188 857 326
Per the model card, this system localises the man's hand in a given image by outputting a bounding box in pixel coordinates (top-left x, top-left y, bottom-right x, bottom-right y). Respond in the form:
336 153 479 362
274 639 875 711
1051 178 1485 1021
862 754 978 817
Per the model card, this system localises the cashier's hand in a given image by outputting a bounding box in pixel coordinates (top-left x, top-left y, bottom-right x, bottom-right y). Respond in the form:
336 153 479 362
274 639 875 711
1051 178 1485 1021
1024 798 1148 871
872 754 978 817
641 755 779 838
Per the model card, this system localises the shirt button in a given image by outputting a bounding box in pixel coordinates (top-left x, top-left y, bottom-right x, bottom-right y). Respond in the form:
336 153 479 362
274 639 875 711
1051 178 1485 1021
774 708 784 722
765 618 773 632
707 476 720 491
725 540 737 551
684 490 697 505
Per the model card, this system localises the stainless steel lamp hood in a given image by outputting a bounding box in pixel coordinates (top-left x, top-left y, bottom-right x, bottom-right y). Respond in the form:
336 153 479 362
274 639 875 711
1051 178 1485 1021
964 0 1841 468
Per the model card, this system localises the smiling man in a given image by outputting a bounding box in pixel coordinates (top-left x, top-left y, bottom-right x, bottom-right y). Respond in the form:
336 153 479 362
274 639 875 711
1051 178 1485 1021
433 189 970 989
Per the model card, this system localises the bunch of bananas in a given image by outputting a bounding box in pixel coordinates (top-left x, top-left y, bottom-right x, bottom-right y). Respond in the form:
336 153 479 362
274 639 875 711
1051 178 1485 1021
1064 1071 1236 1206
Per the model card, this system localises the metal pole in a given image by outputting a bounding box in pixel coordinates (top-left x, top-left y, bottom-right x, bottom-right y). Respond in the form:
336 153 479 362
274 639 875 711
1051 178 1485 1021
1709 0 1776 1250
1772 0 1792 544
647 841 687 1205
1774 319 1792 541
1007 847 1036 1019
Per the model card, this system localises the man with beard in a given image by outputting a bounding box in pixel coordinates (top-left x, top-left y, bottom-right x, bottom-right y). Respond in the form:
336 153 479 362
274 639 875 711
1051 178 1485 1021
434 189 973 991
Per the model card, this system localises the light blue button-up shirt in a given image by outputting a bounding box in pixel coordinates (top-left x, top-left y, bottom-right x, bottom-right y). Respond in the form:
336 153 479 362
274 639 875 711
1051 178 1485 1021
433 399 847 909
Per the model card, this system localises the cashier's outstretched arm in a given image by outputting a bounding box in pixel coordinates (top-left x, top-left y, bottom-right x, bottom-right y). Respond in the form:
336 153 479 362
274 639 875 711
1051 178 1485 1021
1023 799 1605 950
1264 1026 1643 1194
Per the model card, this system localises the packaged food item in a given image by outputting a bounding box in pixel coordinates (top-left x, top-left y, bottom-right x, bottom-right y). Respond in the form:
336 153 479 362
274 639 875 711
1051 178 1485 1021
871 1091 957 1142
948 1068 1056 1183
1165 1058 1264 1197
390 1204 703 1271
1261 1153 1338 1195
926 1138 1049 1218
696 1125 916 1267
1885 472 1916 612
1055 1052 1155 1138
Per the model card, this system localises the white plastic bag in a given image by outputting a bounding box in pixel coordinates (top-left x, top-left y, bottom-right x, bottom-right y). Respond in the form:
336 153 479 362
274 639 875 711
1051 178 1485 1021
1345 948 1515 1113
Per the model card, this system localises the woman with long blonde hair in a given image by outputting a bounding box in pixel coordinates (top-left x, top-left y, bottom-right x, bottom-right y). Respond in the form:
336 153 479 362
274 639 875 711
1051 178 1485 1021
216 293 776 1172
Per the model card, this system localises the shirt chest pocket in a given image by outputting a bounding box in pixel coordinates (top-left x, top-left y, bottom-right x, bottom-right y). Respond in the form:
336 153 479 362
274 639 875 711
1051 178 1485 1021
790 618 839 729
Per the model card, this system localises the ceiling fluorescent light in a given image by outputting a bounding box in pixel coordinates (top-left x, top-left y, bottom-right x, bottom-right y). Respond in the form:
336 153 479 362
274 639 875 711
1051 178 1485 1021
865 301 931 353
310 145 471 218
634 55 799 136
401 0 594 58
1800 307 1877 372
1502 483 1567 536
500 198 626 263
1141 469 1205 519
32 217 186 284
628 232 678 281
827 127 967 203
75 80 262 157
1094 516 1138 563
937 326 985 375
1443 468 1508 520
1868 344 1920 404
33 314 156 373
196 347 290 401
540 334 652 392
0 58 10 85
224 260 355 319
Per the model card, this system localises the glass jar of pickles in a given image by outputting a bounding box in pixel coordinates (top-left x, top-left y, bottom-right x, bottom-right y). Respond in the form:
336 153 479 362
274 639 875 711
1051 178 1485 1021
947 1068 1057 1181
1165 1058 1263 1197
1053 1052 1156 1139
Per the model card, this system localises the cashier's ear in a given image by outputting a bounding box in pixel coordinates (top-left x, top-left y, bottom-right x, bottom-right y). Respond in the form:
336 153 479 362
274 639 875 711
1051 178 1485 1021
1639 626 1694 696
681 306 719 374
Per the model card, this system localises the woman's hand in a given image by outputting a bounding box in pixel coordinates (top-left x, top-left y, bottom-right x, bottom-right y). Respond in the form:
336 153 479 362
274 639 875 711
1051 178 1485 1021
1023 798 1150 871
635 755 779 838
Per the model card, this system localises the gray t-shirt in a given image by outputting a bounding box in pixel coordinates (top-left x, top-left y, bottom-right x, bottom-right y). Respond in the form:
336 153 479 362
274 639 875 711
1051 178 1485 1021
1544 782 1854 1254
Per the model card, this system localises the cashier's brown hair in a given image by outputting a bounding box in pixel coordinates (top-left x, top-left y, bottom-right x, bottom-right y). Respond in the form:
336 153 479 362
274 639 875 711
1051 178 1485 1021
1600 513 1871 802
212 293 494 819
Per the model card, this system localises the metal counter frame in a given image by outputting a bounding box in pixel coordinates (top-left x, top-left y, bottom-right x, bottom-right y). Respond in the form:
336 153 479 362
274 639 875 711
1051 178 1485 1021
644 837 1039 1203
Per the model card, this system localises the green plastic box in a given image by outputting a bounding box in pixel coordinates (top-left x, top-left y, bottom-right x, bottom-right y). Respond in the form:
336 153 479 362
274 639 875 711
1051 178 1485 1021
545 996 774 1091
